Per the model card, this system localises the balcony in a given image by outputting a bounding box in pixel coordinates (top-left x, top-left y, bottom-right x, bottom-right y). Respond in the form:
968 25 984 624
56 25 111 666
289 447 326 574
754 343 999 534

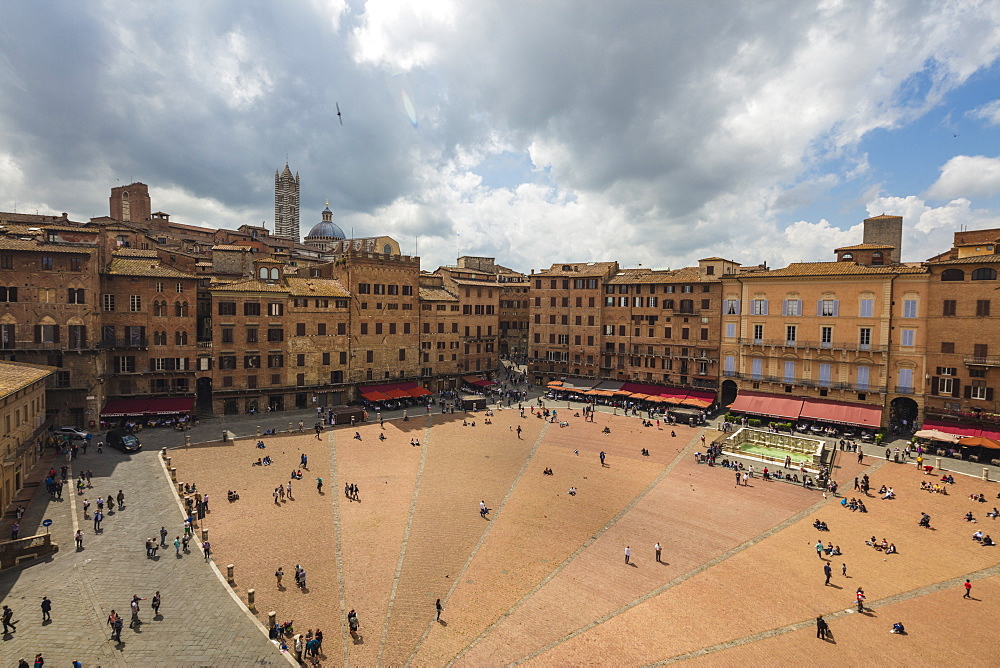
98 337 148 349
197 341 213 350
964 355 1000 367
738 338 883 353
894 385 914 395
729 372 885 393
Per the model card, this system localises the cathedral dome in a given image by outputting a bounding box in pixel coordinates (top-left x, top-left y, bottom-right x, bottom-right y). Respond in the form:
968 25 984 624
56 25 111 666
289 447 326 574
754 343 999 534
306 205 346 240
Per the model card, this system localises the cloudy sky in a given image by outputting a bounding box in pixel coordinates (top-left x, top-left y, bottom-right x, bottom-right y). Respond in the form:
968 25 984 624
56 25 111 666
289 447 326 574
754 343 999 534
2 1 1000 273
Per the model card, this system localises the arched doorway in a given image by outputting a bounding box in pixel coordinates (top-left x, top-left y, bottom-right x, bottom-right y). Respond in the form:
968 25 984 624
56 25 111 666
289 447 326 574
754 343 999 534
889 397 918 434
720 379 738 408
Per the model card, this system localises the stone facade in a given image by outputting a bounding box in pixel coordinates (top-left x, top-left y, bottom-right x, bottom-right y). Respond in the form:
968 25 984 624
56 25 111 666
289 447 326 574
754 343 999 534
924 231 1000 428
0 361 53 512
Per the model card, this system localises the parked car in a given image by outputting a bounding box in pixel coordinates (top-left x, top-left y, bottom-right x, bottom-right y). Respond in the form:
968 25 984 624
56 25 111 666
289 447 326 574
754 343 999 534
107 430 142 452
57 426 90 441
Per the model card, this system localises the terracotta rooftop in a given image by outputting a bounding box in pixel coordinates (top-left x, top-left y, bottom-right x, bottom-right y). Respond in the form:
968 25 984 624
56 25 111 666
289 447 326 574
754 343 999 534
111 248 159 258
927 253 1000 265
0 361 54 398
419 286 459 301
0 237 95 253
744 261 926 278
209 278 291 293
212 244 252 252
106 257 196 278
286 277 350 298
834 243 895 251
606 266 702 284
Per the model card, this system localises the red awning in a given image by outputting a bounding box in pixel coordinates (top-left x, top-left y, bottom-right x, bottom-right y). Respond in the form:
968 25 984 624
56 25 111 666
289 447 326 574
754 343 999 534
922 419 983 438
730 392 804 420
799 399 881 428
100 398 153 418
101 397 193 417
361 391 392 402
686 389 717 402
385 389 410 399
145 397 195 415
410 387 432 397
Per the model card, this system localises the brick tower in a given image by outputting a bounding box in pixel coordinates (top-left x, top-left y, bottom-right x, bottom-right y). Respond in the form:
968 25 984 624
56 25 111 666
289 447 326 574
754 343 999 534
274 163 300 242
863 214 903 263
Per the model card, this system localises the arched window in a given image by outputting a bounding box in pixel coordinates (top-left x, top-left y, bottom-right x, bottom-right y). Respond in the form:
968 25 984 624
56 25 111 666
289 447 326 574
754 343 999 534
259 267 268 279
971 267 997 281
153 331 166 345
175 330 188 345
270 268 279 280
871 251 883 265
842 253 853 260
384 244 392 255
153 300 165 316
941 269 965 281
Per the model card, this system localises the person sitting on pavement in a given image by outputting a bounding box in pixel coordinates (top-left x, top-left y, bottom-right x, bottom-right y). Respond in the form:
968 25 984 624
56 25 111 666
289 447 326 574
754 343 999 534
886 543 897 554
983 534 995 546
966 511 977 523
891 622 905 634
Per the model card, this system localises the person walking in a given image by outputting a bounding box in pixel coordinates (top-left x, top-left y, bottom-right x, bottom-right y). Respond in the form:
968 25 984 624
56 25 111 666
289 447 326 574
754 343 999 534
1 604 15 633
842 563 848 577
815 541 825 559
93 510 103 532
655 542 662 563
152 591 161 616
40 597 51 622
75 530 84 550
600 451 606 467
435 598 443 621
117 490 125 509
824 563 832 586
856 587 866 612
317 477 323 494
624 545 631 565
203 540 211 561
173 536 181 555
159 526 168 546
107 610 121 641
816 615 829 640
11 522 19 540
275 567 284 588
480 500 489 518
129 596 145 628
735 470 741 487
964 579 972 599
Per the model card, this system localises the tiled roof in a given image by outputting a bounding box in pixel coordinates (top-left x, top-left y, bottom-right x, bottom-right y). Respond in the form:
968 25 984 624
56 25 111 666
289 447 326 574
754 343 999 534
834 243 895 251
927 253 1000 265
106 258 196 278
194 261 213 267
285 277 350 297
111 248 159 258
212 244 251 252
419 286 459 301
447 277 499 286
209 278 291 293
0 361 54 397
699 256 735 262
606 266 701 284
746 262 926 278
0 237 95 253
535 261 618 277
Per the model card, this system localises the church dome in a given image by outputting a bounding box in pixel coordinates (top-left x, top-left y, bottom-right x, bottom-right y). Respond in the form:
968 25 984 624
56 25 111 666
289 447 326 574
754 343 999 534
306 205 346 240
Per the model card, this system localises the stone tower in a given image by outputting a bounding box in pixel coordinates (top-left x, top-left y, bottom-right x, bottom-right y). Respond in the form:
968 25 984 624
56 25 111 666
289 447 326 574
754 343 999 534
110 182 152 225
274 163 300 242
863 214 903 263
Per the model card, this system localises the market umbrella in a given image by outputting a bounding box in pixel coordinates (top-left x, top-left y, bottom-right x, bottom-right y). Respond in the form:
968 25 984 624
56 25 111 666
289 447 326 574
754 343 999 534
913 429 960 443
958 436 1000 450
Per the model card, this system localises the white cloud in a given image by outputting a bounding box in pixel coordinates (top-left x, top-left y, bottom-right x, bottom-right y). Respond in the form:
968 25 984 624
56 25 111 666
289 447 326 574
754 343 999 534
926 155 1000 200
969 99 1000 125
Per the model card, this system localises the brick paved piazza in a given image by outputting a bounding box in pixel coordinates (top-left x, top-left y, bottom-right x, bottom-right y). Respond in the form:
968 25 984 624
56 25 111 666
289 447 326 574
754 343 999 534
162 404 1000 666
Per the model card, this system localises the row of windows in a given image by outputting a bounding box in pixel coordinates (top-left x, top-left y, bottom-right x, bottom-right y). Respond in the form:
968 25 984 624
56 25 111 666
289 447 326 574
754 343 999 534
534 278 601 290
941 268 997 281
604 297 707 311
0 287 89 304
942 299 993 316
737 298 917 318
356 283 414 296
0 255 85 271
603 284 708 295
